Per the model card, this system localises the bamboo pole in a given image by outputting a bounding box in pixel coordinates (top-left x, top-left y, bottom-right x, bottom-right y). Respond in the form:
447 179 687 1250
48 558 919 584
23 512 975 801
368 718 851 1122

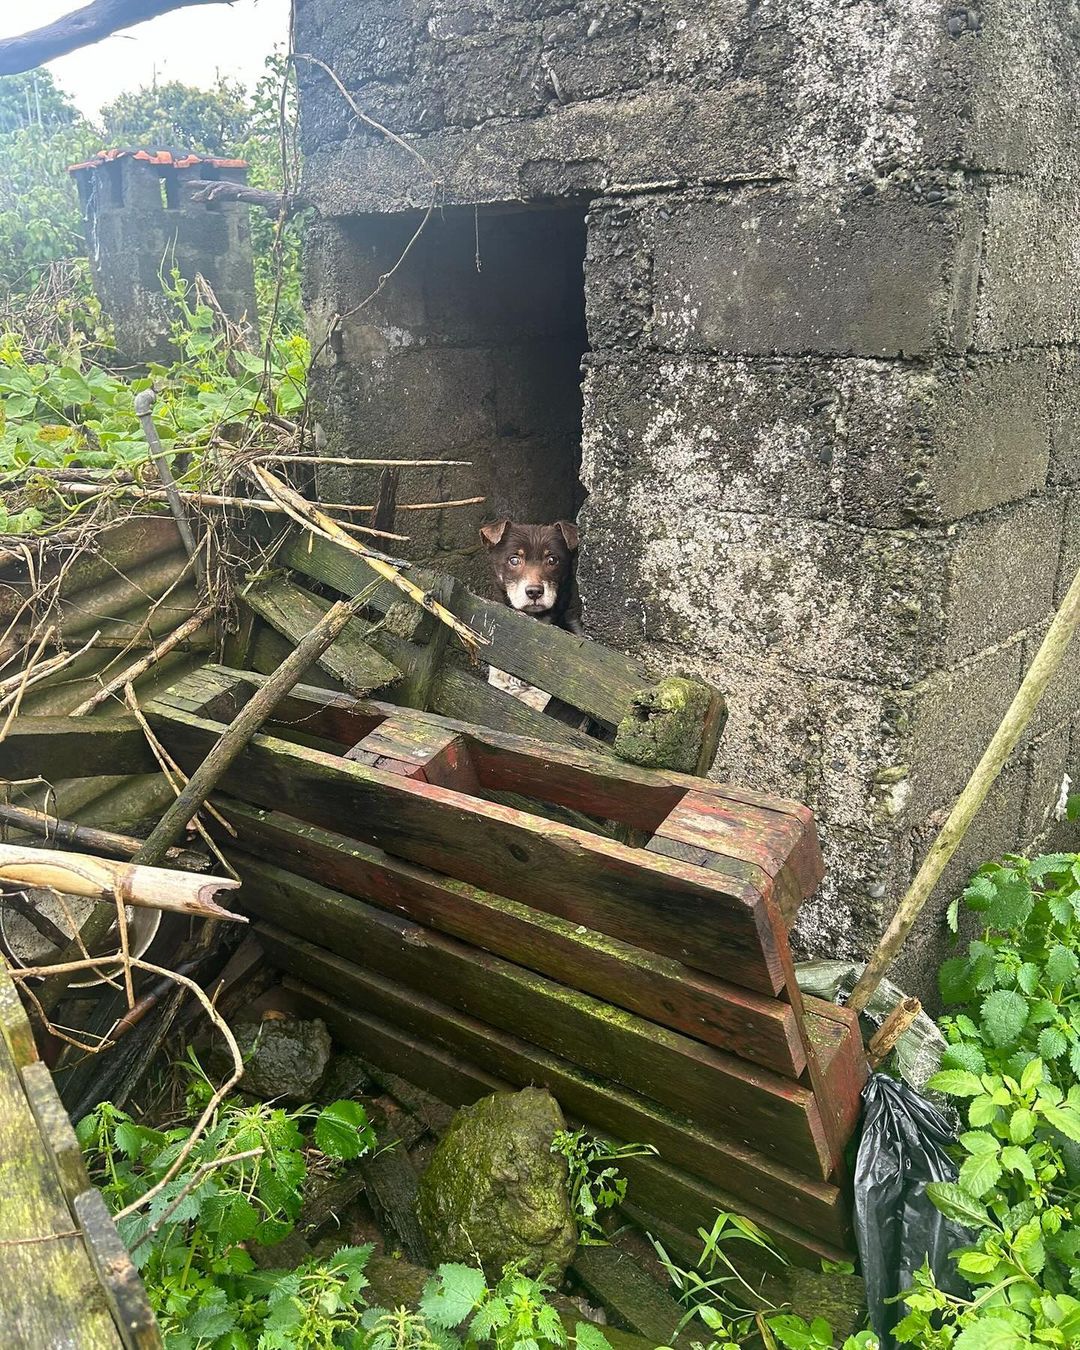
848 559 1080 1015
0 845 242 921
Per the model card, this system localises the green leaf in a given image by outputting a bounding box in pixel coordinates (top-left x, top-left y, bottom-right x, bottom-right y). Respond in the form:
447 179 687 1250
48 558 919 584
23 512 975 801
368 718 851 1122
1027 854 1076 881
980 989 1029 1048
999 1145 1036 1180
314 1099 374 1160
421 1264 488 1329
1039 1026 1069 1060
985 870 1033 929
1046 943 1080 988
939 957 976 1005
1020 1056 1045 1094
956 1249 1000 1275
959 1150 1004 1197
574 1322 614 1350
969 1094 999 1127
1040 1104 1080 1143
1009 1108 1037 1143
1017 962 1040 995
959 1131 1000 1156
927 1069 985 1097
954 1319 1029 1350
942 1042 987 1076
926 1181 992 1228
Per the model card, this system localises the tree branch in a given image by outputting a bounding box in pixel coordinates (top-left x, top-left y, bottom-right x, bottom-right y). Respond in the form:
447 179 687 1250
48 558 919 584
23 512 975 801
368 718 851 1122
0 0 232 76
186 179 307 217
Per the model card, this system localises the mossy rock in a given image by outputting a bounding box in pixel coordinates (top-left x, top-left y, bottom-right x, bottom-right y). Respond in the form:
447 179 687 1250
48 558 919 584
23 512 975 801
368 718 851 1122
416 1087 577 1279
210 1014 332 1102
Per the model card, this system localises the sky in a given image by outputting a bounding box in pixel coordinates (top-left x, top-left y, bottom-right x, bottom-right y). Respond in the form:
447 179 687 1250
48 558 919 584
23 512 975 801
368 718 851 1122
1 0 293 119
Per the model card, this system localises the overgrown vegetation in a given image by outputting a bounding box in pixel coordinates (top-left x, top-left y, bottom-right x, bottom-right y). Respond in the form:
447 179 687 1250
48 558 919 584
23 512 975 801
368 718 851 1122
79 1052 377 1348
0 57 303 334
550 1128 657 1245
892 852 1080 1349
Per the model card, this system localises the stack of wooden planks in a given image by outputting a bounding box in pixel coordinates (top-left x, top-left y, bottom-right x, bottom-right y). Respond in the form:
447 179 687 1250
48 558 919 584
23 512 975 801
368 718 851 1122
0 956 160 1349
145 664 866 1266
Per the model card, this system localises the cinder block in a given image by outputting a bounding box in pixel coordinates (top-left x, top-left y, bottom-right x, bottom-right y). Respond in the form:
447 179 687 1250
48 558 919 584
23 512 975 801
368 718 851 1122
1047 350 1080 488
941 496 1064 663
579 491 948 685
1057 491 1080 606
588 183 982 358
974 181 1080 351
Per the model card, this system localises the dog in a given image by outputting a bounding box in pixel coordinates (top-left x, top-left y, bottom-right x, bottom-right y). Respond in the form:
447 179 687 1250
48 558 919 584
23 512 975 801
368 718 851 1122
479 518 583 710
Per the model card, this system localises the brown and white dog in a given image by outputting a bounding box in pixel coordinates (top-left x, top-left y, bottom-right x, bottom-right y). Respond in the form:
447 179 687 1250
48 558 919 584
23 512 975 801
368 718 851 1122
480 518 583 709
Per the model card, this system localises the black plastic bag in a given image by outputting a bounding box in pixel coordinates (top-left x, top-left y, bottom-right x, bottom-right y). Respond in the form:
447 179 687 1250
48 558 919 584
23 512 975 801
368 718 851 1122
854 1074 973 1350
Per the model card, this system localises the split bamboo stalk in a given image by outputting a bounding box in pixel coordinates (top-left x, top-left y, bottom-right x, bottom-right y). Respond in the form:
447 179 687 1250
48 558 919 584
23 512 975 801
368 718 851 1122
256 454 473 467
849 559 1080 1014
0 845 243 921
69 606 213 716
249 463 487 653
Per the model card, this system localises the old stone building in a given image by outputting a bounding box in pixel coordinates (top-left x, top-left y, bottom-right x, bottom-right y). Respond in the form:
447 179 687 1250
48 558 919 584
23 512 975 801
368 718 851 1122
70 149 258 365
295 0 1080 1002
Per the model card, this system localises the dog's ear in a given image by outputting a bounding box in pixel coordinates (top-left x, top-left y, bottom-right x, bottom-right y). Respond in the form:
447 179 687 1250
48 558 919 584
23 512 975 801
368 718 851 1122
556 520 580 552
479 518 510 548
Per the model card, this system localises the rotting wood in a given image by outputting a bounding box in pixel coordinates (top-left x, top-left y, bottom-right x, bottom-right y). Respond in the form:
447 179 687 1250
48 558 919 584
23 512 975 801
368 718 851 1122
571 1245 685 1347
868 997 922 1067
241 866 832 1177
146 705 786 992
0 804 208 871
0 716 157 782
281 974 852 1258
358 1123 431 1265
214 801 807 1075
242 577 400 697
69 608 214 717
74 1189 163 1350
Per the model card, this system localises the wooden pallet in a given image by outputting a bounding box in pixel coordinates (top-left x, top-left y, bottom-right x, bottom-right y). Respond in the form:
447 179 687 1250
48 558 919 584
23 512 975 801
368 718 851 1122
0 958 161 1350
237 528 727 772
146 664 866 1264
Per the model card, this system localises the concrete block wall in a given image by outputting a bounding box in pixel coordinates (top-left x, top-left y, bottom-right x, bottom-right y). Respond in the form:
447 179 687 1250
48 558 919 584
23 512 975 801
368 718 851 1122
295 0 1080 1004
71 155 259 366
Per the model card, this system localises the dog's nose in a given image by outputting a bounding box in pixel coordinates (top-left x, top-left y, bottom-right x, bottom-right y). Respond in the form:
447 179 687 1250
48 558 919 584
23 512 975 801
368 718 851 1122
525 585 544 600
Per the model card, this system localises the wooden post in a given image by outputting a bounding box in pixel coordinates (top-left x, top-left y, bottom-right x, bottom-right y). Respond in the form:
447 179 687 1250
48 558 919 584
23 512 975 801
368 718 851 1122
133 388 205 590
848 560 1080 1015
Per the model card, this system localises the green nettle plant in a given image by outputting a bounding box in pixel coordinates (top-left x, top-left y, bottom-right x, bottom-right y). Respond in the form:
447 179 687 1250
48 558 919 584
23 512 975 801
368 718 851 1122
78 1054 376 1349
892 851 1080 1349
938 854 1080 1088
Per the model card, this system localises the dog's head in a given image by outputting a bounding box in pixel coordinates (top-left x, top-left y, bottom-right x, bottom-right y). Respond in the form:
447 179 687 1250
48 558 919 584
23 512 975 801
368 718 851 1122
480 518 579 618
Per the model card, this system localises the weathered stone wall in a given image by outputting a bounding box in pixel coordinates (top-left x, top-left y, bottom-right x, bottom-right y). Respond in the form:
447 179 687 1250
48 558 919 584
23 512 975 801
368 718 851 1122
296 0 1080 1004
72 156 258 366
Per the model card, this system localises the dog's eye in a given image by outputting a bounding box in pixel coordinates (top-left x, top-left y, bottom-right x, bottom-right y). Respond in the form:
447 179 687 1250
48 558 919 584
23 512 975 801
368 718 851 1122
545 555 559 566
508 555 521 566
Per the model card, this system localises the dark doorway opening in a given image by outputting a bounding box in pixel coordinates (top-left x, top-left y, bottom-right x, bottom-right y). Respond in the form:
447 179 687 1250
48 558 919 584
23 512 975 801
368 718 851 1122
314 202 589 586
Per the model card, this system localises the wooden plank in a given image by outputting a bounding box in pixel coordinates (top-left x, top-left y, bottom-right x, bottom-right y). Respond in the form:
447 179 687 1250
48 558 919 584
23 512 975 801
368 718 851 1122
0 1031 122 1347
280 972 852 1251
358 1125 431 1264
571 1246 686 1346
218 802 806 1074
281 531 650 726
345 716 479 791
148 705 784 991
74 1189 163 1350
434 665 602 751
237 859 829 1173
244 577 401 696
804 998 867 1146
648 792 823 926
0 716 157 782
21 1060 92 1201
0 959 37 1068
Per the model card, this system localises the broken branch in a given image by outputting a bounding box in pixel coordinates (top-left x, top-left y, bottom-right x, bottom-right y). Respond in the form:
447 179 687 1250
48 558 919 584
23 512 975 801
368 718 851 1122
0 0 231 76
0 803 209 872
